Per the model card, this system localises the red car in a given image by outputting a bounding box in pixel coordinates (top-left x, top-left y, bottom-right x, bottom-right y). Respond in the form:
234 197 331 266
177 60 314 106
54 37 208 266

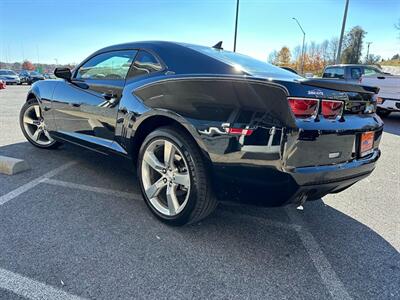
0 79 6 89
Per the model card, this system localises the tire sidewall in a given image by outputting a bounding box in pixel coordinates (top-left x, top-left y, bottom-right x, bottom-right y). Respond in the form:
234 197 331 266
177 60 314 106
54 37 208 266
137 129 202 225
19 100 59 149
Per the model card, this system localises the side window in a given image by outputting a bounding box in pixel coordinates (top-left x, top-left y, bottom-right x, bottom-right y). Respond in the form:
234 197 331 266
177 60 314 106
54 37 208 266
351 68 362 79
364 67 382 76
128 50 162 78
76 50 137 80
323 67 344 79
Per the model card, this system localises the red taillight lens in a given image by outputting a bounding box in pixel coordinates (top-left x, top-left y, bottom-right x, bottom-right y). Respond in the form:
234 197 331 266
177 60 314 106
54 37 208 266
321 100 343 119
288 98 318 118
225 127 253 136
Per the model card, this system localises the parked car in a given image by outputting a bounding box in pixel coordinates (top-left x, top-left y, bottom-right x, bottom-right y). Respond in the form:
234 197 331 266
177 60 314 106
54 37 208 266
0 69 20 85
19 41 382 225
0 79 6 89
322 64 385 82
361 73 400 117
44 73 57 79
19 70 45 85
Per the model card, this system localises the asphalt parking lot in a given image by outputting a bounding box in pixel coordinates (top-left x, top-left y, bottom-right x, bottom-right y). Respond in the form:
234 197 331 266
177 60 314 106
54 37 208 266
0 85 399 300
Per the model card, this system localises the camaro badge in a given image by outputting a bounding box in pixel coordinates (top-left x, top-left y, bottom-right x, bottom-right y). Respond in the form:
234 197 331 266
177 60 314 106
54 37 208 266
307 89 324 96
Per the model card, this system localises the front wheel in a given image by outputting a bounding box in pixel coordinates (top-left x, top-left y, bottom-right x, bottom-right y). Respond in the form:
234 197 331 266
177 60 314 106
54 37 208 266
19 99 62 149
137 126 217 225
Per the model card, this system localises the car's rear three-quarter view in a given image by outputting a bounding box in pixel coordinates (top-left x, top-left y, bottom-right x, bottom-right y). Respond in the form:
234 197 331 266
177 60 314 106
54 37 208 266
19 41 383 225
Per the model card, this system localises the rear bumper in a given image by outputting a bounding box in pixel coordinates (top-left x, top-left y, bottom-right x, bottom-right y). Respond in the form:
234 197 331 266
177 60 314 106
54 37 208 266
213 149 379 206
284 149 380 204
286 149 380 186
378 99 400 111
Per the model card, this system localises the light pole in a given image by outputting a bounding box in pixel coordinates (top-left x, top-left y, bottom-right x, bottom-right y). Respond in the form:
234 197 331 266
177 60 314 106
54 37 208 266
292 17 305 74
336 0 349 64
233 0 240 52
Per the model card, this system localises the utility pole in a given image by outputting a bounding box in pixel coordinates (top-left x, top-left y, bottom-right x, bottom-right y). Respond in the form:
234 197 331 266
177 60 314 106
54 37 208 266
366 42 372 62
233 0 240 52
292 17 306 75
336 0 349 64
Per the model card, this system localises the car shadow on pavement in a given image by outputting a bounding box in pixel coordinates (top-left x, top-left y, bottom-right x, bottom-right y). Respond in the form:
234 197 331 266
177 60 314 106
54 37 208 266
381 112 400 136
0 141 399 299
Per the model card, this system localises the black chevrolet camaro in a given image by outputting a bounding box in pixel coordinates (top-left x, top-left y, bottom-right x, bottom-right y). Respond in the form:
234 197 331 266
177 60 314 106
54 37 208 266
19 41 383 225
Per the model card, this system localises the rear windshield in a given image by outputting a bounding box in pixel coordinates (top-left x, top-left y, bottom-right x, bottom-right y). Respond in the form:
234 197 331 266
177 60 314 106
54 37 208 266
188 45 302 79
322 67 345 79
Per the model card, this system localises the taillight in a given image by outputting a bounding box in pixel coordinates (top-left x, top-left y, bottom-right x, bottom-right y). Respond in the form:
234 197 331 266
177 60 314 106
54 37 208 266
288 98 318 118
288 97 344 119
321 100 343 119
225 127 253 136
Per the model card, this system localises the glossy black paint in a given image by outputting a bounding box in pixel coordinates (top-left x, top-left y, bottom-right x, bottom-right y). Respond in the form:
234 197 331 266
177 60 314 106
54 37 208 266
26 41 383 205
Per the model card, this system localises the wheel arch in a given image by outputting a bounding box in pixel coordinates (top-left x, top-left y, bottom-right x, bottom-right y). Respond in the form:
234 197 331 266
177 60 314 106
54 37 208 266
130 113 212 166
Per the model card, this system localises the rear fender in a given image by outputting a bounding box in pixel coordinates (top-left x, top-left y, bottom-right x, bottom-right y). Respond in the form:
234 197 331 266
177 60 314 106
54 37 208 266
132 76 296 167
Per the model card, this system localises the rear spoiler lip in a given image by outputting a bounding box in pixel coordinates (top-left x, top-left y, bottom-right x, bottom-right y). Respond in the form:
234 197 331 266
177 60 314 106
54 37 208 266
299 79 380 94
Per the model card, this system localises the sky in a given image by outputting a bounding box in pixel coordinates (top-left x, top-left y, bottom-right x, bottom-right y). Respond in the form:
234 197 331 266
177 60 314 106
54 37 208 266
0 0 399 64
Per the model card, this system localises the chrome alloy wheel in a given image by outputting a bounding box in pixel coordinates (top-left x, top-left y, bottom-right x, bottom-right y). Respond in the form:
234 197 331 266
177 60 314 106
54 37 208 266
22 104 54 146
141 139 191 216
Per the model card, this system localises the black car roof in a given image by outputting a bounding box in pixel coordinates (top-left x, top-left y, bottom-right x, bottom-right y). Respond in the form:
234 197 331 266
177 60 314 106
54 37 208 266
87 41 236 76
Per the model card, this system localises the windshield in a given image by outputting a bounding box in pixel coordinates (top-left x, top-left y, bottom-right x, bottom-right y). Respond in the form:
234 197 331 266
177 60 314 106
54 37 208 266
0 70 17 75
29 71 41 76
188 45 302 80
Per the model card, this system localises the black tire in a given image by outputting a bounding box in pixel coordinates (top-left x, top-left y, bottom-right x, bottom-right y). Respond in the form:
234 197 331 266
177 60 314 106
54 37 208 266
377 108 391 117
19 99 62 149
137 126 217 226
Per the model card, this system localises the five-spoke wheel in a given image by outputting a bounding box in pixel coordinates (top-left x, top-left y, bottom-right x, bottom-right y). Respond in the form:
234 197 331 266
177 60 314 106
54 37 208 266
20 99 61 149
141 139 191 216
138 126 217 225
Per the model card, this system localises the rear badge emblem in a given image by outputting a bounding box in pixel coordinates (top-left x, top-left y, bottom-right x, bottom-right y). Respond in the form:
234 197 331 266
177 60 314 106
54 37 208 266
307 89 324 96
329 152 341 159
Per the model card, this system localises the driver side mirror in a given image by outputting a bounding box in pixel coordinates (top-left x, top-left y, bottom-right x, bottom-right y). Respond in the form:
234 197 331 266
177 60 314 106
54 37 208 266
54 68 72 81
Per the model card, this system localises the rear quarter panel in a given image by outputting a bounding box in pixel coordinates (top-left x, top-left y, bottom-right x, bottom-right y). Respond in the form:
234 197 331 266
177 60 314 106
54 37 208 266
122 76 296 168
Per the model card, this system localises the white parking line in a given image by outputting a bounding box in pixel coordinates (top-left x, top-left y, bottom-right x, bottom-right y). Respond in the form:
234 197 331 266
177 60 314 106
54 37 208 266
0 161 77 206
42 178 141 199
0 160 352 300
0 267 87 300
285 207 352 300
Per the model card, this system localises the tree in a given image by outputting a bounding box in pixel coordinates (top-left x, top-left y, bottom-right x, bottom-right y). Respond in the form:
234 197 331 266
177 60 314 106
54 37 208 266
328 37 339 63
391 54 400 60
365 54 381 65
320 40 330 63
341 26 366 64
22 60 35 71
277 46 291 66
267 50 279 64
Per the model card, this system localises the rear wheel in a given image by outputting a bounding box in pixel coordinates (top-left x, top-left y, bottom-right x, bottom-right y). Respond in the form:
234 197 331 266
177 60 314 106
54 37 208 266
19 99 61 149
137 126 217 225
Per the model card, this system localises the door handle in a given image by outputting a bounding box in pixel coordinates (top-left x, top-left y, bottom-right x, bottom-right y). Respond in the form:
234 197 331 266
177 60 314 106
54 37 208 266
102 92 116 100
